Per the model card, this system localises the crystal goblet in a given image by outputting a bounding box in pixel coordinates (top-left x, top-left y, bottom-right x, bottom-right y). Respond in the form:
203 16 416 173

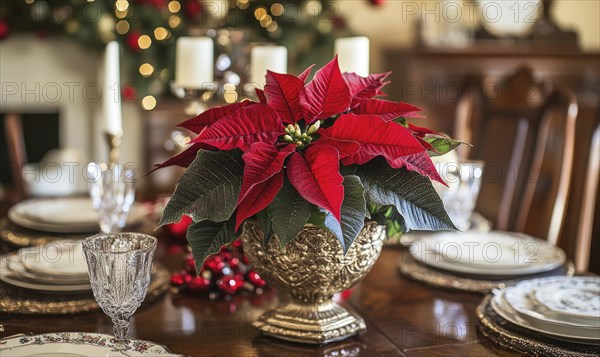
436 160 485 231
82 233 157 348
87 163 136 234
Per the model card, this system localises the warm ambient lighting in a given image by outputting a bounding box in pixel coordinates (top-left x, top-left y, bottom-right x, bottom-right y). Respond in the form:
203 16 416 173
115 20 129 34
138 35 152 49
260 15 272 28
141 95 157 110
168 1 181 13
169 15 181 28
223 83 237 103
139 63 154 77
154 27 169 40
271 3 284 16
267 22 279 32
115 0 129 12
254 7 267 20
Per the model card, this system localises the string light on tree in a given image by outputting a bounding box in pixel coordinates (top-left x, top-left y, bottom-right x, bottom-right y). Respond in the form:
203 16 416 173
168 1 181 13
154 27 169 41
139 63 154 77
0 0 351 110
141 95 157 110
138 35 152 49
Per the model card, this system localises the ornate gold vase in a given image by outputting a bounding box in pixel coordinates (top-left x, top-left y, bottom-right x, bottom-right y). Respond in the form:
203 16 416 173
240 221 386 344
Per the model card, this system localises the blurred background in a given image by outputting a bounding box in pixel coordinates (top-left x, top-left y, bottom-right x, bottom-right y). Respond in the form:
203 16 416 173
1 0 598 272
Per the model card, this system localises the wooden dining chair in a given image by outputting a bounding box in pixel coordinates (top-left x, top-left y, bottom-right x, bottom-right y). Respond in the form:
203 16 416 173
573 122 599 272
454 67 577 248
3 113 28 202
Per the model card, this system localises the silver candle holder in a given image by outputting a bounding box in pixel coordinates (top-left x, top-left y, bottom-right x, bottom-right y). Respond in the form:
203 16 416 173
104 132 122 165
170 82 217 116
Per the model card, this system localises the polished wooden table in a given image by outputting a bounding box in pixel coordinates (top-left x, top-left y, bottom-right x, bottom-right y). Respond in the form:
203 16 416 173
0 247 519 357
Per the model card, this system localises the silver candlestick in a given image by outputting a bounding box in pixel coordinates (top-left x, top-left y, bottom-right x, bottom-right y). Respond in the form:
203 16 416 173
105 132 122 165
170 82 217 116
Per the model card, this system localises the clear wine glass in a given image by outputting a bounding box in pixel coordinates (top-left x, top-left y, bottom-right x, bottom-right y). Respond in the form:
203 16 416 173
436 160 485 231
82 233 157 349
87 163 136 234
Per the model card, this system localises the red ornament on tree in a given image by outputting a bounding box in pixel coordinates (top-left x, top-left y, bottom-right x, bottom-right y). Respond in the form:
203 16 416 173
185 1 203 19
0 21 10 40
122 84 138 102
126 31 142 52
368 0 385 6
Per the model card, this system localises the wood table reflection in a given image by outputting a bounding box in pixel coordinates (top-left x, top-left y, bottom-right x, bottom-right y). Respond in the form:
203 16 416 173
0 247 519 356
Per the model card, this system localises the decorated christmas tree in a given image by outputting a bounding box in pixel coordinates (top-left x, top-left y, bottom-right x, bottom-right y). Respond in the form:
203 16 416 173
0 0 358 109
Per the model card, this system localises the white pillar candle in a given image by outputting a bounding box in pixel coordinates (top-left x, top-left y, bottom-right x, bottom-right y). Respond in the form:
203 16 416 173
176 37 214 89
103 41 122 135
249 46 288 88
334 36 370 77
206 0 229 20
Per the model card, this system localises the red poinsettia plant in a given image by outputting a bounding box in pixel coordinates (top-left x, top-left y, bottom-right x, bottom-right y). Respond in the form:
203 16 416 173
156 56 460 273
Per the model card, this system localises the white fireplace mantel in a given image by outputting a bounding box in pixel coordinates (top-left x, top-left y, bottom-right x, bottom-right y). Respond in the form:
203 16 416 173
0 34 142 171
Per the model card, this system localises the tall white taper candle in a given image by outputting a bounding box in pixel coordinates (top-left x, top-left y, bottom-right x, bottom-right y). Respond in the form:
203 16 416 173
334 36 370 77
103 41 122 135
249 46 288 87
176 37 214 89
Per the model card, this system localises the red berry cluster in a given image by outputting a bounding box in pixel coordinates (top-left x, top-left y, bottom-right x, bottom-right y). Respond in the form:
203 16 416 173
170 239 266 299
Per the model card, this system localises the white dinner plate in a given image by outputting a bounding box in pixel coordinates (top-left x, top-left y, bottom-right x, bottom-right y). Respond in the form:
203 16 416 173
18 240 89 278
534 277 600 319
0 256 91 292
0 332 185 356
409 231 566 276
504 277 600 328
492 291 600 344
7 254 89 285
8 198 146 233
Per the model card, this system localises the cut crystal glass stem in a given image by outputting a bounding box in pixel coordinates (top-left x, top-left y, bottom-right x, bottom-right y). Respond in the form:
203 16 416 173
112 318 129 343
82 233 157 350
87 163 136 234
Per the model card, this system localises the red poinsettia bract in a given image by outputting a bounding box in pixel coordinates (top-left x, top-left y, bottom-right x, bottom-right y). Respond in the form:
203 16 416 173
154 56 444 230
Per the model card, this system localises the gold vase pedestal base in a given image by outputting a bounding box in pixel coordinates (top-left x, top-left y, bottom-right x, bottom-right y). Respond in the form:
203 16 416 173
253 300 366 345
241 221 386 346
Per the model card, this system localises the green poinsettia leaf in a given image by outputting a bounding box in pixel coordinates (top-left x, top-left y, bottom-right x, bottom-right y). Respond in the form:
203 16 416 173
324 175 368 254
266 178 315 248
255 210 274 245
393 117 408 127
159 149 244 226
356 158 456 231
424 134 470 156
186 219 237 275
385 206 406 239
306 209 327 226
370 211 388 226
340 164 358 176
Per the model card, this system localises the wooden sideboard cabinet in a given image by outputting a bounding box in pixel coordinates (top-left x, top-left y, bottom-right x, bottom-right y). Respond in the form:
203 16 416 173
142 98 191 200
384 45 599 135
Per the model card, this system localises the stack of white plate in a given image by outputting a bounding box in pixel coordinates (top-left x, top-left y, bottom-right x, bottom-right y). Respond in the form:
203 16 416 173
409 231 566 278
0 240 91 293
8 197 145 233
491 276 600 345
